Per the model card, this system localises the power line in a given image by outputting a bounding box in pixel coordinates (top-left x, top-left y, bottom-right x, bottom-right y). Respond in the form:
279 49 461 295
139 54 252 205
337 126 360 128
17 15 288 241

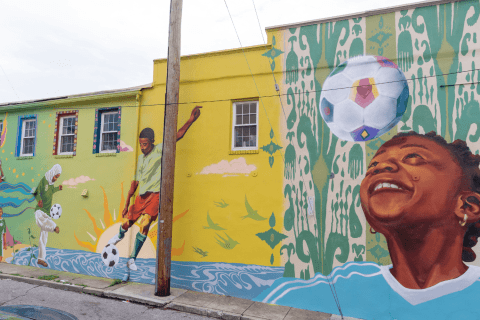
250 0 346 316
0 63 20 100
139 67 480 107
4 66 477 109
222 0 285 165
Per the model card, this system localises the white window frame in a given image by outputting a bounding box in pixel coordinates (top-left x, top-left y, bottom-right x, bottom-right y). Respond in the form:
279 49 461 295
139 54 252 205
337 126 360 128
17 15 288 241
20 119 36 157
231 101 259 151
99 111 119 153
57 115 76 155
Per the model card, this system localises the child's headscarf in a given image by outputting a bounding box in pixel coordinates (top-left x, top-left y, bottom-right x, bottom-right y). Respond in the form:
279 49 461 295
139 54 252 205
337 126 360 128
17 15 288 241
45 164 62 185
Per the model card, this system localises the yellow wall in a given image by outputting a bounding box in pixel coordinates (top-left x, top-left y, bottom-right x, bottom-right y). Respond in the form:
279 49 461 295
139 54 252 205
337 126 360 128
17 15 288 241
139 39 285 266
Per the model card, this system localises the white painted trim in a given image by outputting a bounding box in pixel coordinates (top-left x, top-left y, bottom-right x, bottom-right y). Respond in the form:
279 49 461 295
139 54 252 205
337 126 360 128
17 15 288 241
231 101 259 152
20 119 35 157
57 115 76 156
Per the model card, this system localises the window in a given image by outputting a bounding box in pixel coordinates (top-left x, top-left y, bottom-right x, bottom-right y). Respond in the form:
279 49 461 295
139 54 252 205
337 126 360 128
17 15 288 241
100 112 119 152
59 116 76 154
15 115 37 157
53 111 79 156
232 101 258 150
93 107 121 154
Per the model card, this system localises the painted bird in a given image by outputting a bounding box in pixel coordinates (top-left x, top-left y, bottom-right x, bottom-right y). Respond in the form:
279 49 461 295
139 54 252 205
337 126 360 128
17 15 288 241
203 211 226 230
192 246 208 258
214 199 229 208
242 195 267 221
215 232 239 250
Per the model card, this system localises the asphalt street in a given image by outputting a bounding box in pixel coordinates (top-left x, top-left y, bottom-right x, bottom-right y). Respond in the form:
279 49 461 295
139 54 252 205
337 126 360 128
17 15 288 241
0 278 214 320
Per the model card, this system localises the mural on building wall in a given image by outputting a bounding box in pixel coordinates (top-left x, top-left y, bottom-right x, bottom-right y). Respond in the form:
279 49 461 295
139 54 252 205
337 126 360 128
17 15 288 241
2 2 480 319
271 1 480 319
260 131 480 319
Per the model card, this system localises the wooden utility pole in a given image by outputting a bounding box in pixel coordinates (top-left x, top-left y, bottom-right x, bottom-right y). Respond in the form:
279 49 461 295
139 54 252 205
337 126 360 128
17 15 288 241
155 0 183 297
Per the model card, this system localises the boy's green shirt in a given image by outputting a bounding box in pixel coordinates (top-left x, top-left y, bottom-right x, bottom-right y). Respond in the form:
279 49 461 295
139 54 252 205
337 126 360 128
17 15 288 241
34 177 60 217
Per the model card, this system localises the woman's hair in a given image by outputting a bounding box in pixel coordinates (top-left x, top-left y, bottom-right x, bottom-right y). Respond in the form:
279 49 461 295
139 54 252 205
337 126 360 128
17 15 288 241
388 131 480 262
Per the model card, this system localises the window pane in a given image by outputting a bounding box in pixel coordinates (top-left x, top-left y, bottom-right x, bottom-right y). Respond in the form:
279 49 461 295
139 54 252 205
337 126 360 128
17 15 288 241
243 115 249 124
234 127 242 147
61 135 74 153
250 126 256 135
236 105 242 115
243 127 250 136
250 103 256 113
62 117 75 135
23 137 34 155
236 115 242 125
250 114 256 124
242 104 249 114
24 121 36 138
102 132 118 151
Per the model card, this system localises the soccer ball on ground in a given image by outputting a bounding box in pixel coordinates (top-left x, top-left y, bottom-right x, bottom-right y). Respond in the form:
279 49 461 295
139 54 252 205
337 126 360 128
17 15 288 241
319 55 409 142
50 204 62 220
101 244 120 268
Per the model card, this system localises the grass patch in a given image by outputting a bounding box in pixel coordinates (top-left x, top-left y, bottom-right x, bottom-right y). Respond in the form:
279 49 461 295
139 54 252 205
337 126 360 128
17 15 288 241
38 275 59 281
11 273 23 277
75 284 88 287
109 279 122 287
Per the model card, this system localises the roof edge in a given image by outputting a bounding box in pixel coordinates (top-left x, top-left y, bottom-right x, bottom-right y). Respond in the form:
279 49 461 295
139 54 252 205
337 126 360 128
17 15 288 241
0 83 152 109
266 0 463 31
154 43 271 63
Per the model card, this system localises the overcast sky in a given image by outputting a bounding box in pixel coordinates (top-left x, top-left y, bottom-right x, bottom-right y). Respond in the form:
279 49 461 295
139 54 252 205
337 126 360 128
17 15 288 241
0 0 423 104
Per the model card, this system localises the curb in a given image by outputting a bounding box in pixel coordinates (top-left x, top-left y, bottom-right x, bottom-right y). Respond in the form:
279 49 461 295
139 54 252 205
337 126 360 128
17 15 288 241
0 273 84 293
104 290 169 307
0 273 363 320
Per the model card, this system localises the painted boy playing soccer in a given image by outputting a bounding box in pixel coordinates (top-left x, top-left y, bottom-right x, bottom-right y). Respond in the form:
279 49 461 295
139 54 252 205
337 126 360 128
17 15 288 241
108 106 201 270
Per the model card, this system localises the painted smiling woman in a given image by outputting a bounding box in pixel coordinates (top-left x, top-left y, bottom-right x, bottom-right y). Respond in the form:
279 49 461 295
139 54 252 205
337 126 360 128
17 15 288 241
256 131 480 320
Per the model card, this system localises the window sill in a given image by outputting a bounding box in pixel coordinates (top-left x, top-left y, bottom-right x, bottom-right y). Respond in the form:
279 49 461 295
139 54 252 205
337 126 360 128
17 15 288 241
95 152 118 157
229 149 259 155
54 154 74 159
16 156 34 160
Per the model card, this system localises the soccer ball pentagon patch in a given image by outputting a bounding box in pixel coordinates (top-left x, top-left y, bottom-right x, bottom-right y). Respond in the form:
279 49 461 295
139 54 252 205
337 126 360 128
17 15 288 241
50 203 62 220
101 244 120 268
319 55 409 142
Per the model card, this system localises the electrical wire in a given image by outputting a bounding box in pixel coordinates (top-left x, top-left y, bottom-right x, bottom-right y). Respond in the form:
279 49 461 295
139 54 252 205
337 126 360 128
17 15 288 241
5 67 478 109
138 66 480 106
250 0 347 317
222 0 285 165
0 63 20 100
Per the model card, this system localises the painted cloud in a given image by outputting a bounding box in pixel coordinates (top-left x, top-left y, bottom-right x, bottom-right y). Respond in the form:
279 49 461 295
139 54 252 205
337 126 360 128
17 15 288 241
199 158 256 177
120 140 133 152
62 175 95 188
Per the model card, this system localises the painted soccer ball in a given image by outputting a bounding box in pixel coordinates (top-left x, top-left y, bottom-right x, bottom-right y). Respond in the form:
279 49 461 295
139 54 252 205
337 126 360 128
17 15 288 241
319 55 409 141
101 244 120 268
50 204 62 220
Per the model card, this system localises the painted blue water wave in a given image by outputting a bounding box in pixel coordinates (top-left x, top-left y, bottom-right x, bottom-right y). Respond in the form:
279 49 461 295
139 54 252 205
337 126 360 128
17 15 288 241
0 196 35 209
10 247 283 300
0 182 36 217
0 182 34 195
2 207 34 218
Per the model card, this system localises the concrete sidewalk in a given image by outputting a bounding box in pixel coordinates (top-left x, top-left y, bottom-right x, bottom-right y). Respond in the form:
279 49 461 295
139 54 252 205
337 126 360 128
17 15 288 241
0 263 361 320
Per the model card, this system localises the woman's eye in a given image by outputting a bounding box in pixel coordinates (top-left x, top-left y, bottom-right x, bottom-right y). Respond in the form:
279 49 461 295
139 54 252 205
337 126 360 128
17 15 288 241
403 153 423 160
368 161 378 169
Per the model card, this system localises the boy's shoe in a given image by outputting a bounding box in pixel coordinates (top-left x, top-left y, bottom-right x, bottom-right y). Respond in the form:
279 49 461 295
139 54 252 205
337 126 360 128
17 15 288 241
108 234 122 246
37 259 48 267
127 258 137 271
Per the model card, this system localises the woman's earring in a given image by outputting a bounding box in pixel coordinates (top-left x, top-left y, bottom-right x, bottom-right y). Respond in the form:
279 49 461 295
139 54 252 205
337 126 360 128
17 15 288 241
370 227 377 234
460 213 468 227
